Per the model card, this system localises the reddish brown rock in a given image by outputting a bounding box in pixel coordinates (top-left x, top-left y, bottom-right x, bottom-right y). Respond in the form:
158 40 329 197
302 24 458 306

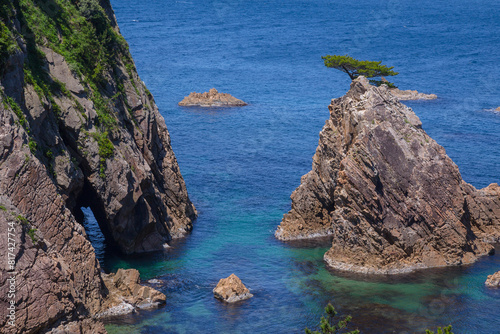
179 88 247 107
276 76 500 274
213 274 253 303
485 271 500 288
0 0 195 332
98 269 166 318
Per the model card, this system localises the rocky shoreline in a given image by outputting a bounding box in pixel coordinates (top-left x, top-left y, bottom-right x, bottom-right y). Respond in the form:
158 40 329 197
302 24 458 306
276 77 500 274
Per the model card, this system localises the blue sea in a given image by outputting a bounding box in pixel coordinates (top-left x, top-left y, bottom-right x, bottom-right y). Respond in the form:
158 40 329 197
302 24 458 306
88 0 500 332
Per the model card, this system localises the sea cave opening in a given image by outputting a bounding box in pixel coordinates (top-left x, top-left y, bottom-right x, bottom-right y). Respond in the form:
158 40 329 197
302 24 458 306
72 180 120 270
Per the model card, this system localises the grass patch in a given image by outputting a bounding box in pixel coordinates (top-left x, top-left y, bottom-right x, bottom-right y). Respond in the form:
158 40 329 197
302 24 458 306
16 214 29 225
27 227 38 243
2 94 27 128
92 131 114 177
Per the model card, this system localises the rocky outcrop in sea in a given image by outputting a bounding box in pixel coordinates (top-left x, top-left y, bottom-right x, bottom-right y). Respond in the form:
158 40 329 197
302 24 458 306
98 269 166 317
388 87 437 100
0 0 195 332
178 88 247 107
485 271 500 288
275 76 500 274
213 274 253 303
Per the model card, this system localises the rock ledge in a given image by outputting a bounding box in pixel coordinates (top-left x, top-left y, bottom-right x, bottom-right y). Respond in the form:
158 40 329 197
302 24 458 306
97 269 166 318
179 88 247 107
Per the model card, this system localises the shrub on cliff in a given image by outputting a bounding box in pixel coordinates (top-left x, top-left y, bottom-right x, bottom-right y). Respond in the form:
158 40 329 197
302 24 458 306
305 303 359 334
322 54 398 87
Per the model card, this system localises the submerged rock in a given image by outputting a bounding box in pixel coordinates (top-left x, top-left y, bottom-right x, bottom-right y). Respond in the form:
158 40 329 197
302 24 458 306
485 271 500 288
178 88 247 107
213 274 253 302
388 87 437 100
98 269 166 318
276 76 500 274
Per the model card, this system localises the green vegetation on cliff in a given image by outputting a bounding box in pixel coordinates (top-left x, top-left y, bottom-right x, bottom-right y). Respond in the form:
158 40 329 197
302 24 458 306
0 20 16 67
0 0 145 177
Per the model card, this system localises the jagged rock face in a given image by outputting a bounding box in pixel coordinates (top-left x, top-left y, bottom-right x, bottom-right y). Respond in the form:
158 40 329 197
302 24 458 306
178 88 247 107
98 269 166 318
0 1 196 255
485 271 500 288
0 0 196 332
464 183 500 243
276 77 500 274
0 117 103 332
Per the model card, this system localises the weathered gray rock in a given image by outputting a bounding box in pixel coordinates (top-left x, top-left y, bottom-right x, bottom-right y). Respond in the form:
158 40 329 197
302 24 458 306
179 88 247 107
485 271 500 288
213 274 253 303
97 269 166 318
388 87 437 100
276 76 500 274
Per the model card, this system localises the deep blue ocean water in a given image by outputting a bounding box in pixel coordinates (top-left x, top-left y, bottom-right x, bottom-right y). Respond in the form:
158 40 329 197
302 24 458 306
88 1 500 332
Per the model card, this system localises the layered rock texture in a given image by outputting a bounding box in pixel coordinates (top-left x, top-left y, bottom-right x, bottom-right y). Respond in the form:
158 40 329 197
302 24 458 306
276 77 500 274
0 0 194 332
178 88 247 107
213 274 253 303
485 271 500 288
98 269 166 317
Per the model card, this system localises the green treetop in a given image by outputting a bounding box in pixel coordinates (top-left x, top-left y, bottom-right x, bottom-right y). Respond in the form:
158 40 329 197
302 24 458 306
322 55 398 86
305 303 359 334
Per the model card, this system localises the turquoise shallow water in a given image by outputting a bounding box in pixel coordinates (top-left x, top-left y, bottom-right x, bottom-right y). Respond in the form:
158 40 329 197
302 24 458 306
85 0 500 332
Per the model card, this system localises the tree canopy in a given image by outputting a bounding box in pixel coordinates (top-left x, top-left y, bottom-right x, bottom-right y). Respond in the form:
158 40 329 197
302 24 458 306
305 303 359 334
322 55 398 82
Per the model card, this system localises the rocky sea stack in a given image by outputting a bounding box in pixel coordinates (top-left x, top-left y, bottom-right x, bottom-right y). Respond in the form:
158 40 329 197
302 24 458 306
178 88 247 107
0 0 195 332
276 77 500 274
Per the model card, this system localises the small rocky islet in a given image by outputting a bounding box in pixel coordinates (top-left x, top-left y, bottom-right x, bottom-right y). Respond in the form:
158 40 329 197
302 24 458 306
178 88 247 107
213 274 253 303
485 271 500 288
388 87 437 100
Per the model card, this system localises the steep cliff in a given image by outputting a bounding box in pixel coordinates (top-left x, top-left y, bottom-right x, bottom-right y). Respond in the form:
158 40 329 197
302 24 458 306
0 0 196 332
276 77 500 274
